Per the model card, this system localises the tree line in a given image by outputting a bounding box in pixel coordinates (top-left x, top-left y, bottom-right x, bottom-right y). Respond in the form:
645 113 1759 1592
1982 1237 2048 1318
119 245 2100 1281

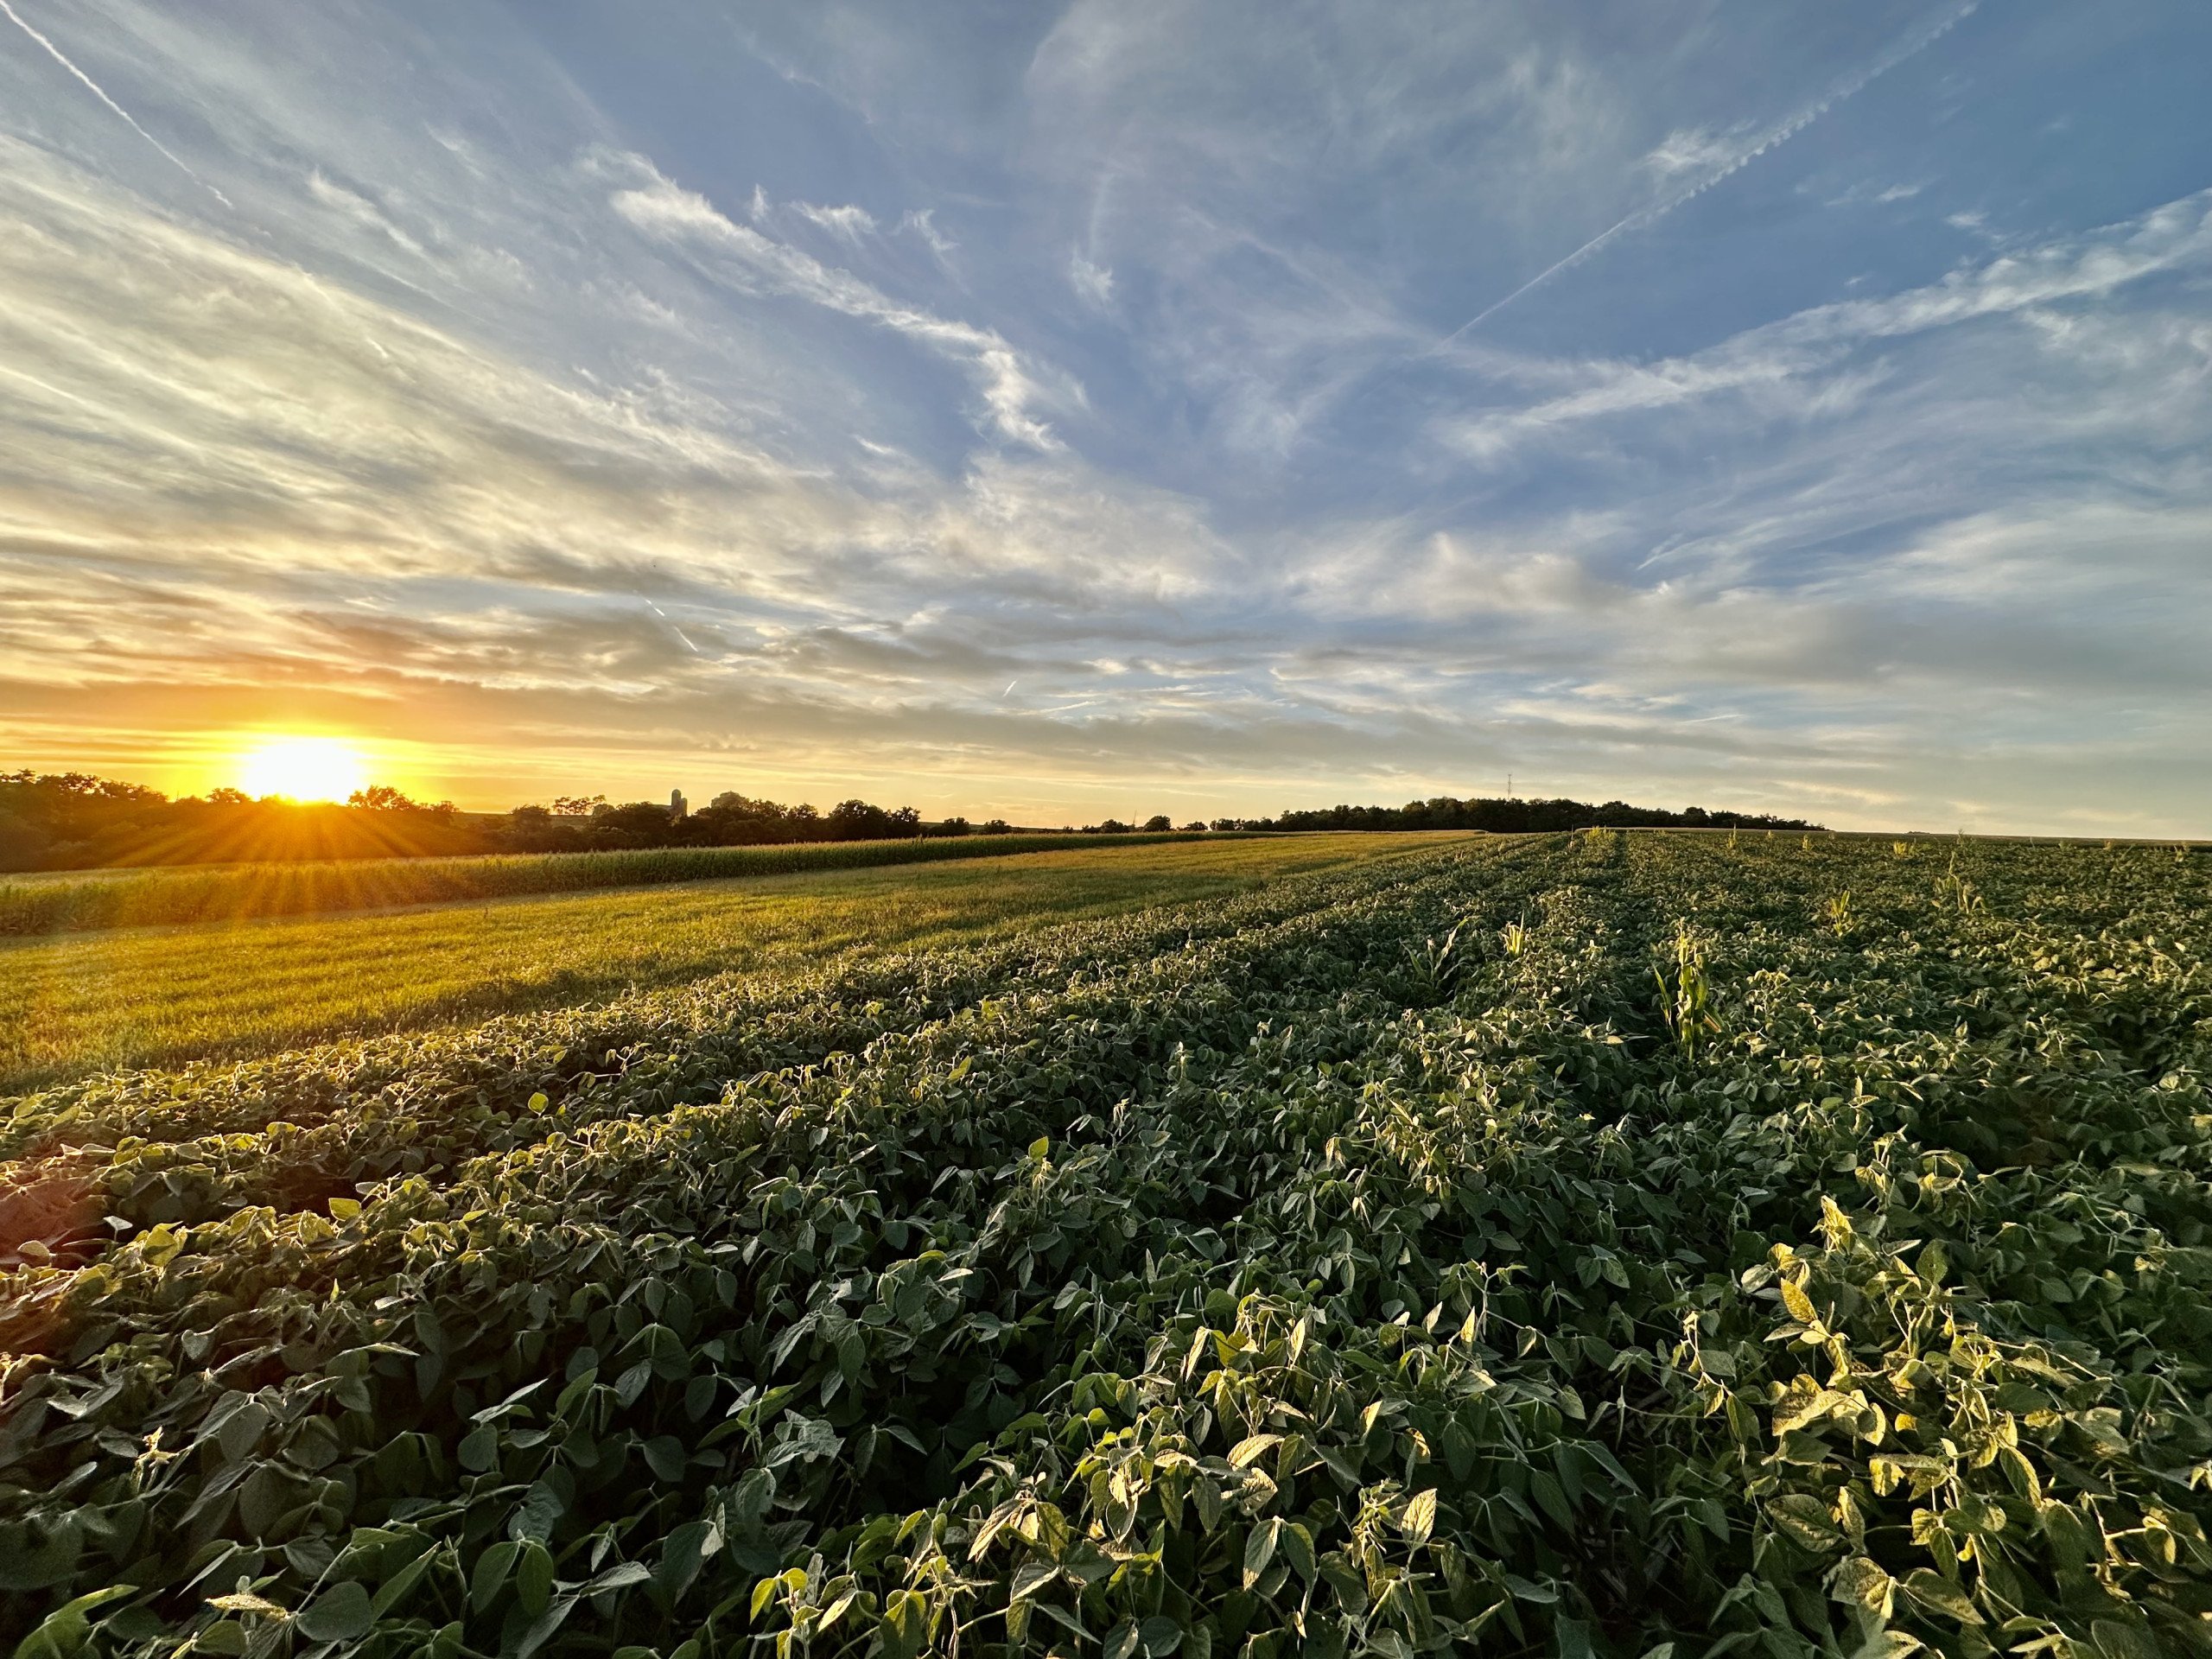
502 793 1020 854
0 769 1816 873
1217 795 1821 833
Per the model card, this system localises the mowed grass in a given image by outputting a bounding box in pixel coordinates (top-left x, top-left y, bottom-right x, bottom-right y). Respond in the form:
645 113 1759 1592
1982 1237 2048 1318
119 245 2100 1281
0 832 1464 1090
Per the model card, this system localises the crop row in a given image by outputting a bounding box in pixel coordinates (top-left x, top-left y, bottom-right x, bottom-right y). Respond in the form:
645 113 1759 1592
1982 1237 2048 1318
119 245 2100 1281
2 834 2208 1659
0 834 1211 938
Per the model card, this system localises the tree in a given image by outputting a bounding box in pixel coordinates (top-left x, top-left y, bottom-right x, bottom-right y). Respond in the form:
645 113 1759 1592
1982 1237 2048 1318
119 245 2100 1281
824 800 922 841
1142 815 1173 832
348 784 418 811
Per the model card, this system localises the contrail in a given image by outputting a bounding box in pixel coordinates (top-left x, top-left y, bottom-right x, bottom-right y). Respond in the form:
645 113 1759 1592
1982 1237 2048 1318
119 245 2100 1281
0 0 232 206
1440 1 1978 342
642 598 702 654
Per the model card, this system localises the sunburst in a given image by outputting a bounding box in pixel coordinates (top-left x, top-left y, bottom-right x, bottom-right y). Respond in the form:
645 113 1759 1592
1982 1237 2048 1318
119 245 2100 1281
235 735 368 802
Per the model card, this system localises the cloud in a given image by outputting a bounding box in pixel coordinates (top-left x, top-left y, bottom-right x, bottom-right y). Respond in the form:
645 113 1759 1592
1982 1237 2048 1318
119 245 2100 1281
900 208 956 260
307 171 426 257
1825 179 1927 207
606 152 1067 448
1443 1 1980 338
1440 185 2212 460
1068 251 1115 308
1642 124 1751 178
0 0 232 205
790 199 878 241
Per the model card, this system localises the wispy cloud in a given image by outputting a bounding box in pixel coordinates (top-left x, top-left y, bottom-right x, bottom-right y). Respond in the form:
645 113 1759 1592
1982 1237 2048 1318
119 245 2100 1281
1441 186 2212 459
0 0 232 205
1441 1 1980 340
1068 251 1115 309
607 154 1067 448
900 208 957 262
791 200 878 242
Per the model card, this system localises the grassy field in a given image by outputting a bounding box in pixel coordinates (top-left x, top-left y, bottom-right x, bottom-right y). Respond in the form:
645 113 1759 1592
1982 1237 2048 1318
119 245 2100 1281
3 831 2209 1659
0 832 1460 1090
0 831 1215 937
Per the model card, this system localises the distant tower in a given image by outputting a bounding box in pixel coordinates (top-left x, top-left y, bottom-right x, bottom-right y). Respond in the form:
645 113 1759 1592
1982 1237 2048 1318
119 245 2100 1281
670 789 688 820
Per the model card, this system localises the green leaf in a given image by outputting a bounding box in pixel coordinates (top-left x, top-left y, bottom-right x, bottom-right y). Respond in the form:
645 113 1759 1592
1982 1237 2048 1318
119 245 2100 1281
578 1562 652 1597
1243 1518 1281 1588
370 1549 435 1620
2040 1502 2092 1571
1827 1556 1894 1614
642 1436 688 1482
516 1540 556 1617
296 1581 373 1644
472 1542 519 1614
880 1591 928 1659
1900 1570 1982 1626
1529 1471 1571 1531
1845 1630 1922 1659
511 1481 565 1544
1228 1433 1282 1469
15 1586 137 1659
1769 1495 1845 1553
509 1597 575 1659
1141 1617 1185 1656
657 1520 720 1600
1402 1488 1438 1546
457 1422 499 1473
1916 1242 1948 1285
2090 1624 2161 1659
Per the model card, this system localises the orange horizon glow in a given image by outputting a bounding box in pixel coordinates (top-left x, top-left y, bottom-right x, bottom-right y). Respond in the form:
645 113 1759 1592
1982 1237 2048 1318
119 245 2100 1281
233 734 370 803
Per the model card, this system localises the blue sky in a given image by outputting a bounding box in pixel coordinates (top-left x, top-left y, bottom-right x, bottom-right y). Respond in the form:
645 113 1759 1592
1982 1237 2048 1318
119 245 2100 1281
1 0 2208 830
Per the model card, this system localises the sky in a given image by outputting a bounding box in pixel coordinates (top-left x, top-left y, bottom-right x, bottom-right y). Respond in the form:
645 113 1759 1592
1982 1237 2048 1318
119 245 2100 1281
1 1 2208 832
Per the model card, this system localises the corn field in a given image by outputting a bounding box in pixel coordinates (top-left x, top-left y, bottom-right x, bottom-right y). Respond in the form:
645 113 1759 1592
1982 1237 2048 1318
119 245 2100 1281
3 832 2209 1659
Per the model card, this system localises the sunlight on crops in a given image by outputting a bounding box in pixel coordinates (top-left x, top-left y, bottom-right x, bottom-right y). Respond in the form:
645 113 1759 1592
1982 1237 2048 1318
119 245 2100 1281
2 831 2208 1659
0 833 1452 1086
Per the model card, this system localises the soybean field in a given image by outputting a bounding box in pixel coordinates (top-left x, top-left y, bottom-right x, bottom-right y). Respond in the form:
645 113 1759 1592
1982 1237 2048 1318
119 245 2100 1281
0 835 1448 1090
3 831 2209 1659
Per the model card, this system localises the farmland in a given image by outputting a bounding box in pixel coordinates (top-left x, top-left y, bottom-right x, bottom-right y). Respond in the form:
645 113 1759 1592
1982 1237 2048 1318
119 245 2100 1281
0 833 1219 938
0 836 1447 1090
2 831 2209 1659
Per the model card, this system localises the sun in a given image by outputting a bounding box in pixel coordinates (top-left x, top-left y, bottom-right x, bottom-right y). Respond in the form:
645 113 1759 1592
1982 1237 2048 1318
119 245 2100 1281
236 735 370 803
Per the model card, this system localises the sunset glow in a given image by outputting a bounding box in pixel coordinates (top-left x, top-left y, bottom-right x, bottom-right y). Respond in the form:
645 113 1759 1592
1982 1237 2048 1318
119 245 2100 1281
2 4 2208 834
235 736 368 803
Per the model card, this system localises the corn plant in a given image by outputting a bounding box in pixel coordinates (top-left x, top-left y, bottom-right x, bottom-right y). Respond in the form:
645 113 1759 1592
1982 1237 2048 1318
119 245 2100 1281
1405 922 1465 1001
1651 919 1721 1060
